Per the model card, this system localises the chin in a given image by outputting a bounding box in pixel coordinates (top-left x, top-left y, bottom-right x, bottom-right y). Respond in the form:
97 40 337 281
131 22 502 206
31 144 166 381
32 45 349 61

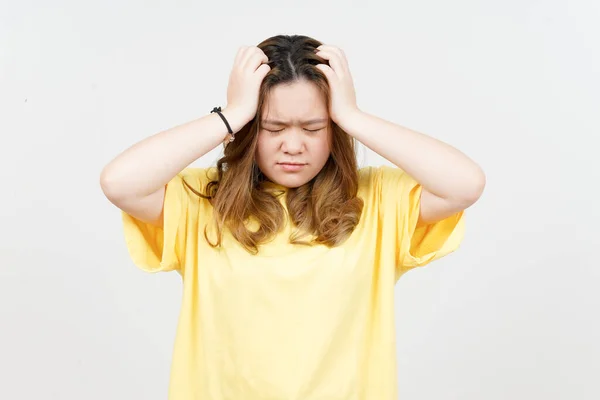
275 175 307 188
272 171 314 187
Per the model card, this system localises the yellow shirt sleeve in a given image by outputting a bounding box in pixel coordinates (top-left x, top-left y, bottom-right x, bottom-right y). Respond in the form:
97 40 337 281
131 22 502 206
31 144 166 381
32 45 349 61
376 165 466 276
121 168 207 274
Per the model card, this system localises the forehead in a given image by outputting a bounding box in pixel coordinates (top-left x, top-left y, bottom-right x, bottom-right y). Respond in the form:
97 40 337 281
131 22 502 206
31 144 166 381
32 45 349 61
261 81 328 123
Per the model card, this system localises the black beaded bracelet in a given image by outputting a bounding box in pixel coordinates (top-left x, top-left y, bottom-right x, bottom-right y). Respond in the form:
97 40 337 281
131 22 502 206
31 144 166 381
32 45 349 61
210 106 235 142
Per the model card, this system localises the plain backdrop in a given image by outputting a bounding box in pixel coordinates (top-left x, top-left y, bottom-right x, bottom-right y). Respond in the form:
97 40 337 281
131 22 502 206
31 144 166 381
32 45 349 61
1 0 599 399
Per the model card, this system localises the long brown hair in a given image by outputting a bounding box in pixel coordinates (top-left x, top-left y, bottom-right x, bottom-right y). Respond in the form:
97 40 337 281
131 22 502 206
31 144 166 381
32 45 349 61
185 34 363 254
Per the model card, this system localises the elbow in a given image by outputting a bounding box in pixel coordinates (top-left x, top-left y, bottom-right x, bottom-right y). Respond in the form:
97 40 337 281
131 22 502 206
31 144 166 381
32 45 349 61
463 166 486 206
449 166 486 209
99 166 125 203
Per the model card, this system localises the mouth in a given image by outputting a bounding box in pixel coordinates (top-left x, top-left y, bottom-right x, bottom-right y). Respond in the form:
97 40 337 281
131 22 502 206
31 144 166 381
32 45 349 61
277 162 307 171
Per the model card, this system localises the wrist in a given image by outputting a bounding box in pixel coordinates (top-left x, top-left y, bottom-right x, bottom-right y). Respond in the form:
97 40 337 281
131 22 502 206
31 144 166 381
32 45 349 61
221 107 252 134
336 108 365 136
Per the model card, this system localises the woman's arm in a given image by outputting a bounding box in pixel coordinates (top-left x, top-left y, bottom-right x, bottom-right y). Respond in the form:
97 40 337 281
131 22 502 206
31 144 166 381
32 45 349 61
339 110 486 224
100 46 271 226
314 44 485 225
99 107 247 225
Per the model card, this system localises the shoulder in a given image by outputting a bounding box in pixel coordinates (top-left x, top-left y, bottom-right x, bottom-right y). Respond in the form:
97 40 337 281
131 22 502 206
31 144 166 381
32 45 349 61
175 166 218 191
178 166 218 181
358 165 413 191
357 165 379 187
357 166 380 200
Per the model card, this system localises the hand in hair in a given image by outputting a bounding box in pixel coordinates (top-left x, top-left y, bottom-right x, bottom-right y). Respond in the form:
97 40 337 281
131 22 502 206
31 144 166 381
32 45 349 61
314 45 360 125
226 46 272 126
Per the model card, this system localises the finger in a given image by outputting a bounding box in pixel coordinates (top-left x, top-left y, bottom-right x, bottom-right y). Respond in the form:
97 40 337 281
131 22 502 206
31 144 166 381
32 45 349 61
315 63 335 81
318 44 343 57
243 48 269 72
317 44 344 57
317 45 349 74
255 63 271 78
315 49 345 76
239 46 261 70
235 46 250 66
239 46 254 69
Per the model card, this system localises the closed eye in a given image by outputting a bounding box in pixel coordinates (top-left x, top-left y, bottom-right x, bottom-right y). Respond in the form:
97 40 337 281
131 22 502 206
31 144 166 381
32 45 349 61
265 128 324 133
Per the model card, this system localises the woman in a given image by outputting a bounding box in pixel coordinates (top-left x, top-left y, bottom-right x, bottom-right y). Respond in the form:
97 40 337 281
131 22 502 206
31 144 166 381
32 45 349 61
100 34 485 400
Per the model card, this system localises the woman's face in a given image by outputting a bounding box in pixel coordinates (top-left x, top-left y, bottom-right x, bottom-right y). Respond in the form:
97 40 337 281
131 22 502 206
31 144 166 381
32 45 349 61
256 80 332 188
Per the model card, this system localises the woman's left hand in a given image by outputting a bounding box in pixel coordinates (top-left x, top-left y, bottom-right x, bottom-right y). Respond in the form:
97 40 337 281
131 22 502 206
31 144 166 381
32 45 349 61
315 45 361 126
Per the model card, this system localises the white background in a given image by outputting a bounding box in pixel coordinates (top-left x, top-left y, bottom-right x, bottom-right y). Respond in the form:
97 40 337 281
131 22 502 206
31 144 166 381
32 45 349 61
1 0 599 399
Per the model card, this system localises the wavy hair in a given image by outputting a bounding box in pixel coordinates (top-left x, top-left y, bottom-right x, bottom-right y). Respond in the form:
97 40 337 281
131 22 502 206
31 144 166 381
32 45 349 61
184 34 363 254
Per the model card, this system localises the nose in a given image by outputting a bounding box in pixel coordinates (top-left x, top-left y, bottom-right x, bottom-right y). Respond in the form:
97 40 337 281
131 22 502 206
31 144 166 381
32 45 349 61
281 129 305 154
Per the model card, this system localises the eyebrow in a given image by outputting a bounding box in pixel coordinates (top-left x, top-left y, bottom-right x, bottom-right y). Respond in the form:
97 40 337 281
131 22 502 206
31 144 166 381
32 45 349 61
261 118 328 125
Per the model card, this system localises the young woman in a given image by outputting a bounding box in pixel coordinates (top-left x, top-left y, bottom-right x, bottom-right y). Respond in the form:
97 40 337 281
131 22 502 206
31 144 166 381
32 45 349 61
100 34 485 400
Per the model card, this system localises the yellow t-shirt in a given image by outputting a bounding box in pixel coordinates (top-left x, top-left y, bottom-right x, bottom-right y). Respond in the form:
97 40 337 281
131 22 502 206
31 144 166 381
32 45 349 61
122 165 465 399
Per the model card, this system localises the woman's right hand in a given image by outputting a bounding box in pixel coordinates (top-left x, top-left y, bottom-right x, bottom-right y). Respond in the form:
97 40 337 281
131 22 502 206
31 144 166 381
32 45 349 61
224 46 271 130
